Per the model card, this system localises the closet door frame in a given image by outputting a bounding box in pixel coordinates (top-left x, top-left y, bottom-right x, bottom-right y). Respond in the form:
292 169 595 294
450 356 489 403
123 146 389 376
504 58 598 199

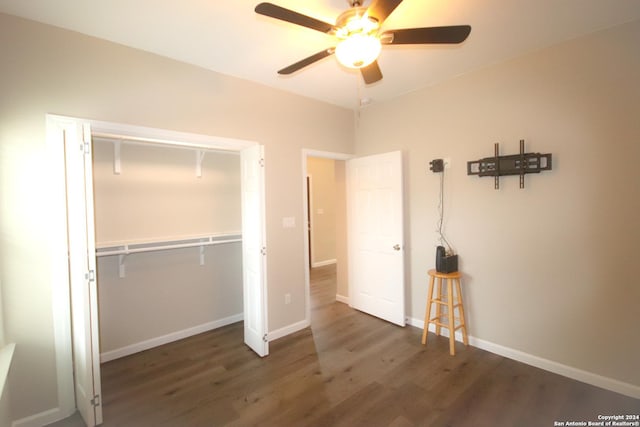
47 114 268 424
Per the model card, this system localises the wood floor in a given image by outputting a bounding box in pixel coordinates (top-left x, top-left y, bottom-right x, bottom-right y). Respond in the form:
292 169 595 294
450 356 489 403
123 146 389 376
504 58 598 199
50 265 639 426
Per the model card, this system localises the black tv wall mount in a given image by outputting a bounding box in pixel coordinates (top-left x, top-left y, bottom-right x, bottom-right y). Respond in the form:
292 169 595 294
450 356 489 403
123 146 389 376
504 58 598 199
467 140 552 189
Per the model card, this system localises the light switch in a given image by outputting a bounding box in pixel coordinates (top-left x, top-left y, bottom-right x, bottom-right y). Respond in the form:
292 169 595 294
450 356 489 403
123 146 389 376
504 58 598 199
317 208 324 215
282 217 296 228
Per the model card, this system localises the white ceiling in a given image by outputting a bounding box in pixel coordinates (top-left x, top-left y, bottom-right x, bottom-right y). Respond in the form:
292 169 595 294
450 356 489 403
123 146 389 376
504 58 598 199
2 0 640 109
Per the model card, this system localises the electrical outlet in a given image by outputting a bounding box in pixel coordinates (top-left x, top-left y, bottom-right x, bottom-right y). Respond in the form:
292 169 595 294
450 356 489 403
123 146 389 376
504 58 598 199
285 293 291 304
443 158 451 169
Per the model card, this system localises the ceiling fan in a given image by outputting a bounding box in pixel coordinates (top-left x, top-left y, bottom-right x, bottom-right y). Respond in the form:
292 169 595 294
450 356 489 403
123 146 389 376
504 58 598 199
255 0 471 84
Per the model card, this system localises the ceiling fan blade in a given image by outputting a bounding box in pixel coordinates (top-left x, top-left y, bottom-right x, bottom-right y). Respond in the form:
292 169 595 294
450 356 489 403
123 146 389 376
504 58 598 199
255 2 335 33
361 61 383 85
278 48 335 75
366 0 404 25
381 25 472 45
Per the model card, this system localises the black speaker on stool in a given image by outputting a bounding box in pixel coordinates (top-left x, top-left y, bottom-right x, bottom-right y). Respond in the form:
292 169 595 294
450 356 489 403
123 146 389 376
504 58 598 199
436 246 458 273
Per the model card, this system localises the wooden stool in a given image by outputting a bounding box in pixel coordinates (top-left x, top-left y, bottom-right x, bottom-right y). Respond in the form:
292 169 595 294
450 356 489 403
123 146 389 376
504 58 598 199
422 269 469 355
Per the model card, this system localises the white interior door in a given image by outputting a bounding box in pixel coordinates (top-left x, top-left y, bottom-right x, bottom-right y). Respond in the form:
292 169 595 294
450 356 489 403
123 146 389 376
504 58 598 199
64 121 103 426
241 145 269 356
347 151 405 326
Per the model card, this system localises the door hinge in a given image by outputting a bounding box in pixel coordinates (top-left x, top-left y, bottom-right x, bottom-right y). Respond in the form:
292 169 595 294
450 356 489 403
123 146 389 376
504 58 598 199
260 247 266 256
82 124 91 155
262 334 268 343
85 270 96 282
90 394 100 407
259 158 264 167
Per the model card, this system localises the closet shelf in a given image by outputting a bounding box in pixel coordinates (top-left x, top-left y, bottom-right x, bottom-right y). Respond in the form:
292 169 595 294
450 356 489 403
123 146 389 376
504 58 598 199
96 233 241 278
96 233 242 257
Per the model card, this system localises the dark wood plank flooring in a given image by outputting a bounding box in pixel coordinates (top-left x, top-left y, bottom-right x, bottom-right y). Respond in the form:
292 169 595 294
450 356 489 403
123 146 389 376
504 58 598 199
49 265 639 426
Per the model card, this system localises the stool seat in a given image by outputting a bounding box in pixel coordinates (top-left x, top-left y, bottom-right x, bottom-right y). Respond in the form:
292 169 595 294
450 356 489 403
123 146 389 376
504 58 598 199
422 269 468 355
427 270 462 280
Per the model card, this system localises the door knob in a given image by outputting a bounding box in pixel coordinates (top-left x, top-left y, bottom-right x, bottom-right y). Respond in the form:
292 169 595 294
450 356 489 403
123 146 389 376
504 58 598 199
393 244 401 251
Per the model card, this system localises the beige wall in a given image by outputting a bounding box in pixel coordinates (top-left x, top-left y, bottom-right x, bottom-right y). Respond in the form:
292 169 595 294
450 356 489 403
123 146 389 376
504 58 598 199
0 345 13 427
93 142 241 243
0 13 353 422
93 143 243 355
97 245 243 354
307 157 337 266
0 389 10 427
355 20 640 388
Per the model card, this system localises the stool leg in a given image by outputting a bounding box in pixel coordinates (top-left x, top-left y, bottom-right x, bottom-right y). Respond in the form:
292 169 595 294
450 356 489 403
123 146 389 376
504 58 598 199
435 278 443 337
422 275 435 345
447 278 456 356
455 278 469 347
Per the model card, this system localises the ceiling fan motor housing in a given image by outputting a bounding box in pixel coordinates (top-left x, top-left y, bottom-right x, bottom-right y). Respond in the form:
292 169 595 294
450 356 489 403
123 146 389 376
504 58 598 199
335 7 380 37
255 1 471 83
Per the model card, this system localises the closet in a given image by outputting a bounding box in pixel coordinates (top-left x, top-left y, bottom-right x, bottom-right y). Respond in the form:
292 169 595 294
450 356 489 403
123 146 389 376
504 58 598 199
52 115 267 427
91 137 244 362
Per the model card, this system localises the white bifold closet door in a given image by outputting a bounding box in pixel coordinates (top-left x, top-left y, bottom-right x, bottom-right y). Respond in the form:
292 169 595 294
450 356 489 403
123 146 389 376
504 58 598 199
241 145 268 356
63 121 103 427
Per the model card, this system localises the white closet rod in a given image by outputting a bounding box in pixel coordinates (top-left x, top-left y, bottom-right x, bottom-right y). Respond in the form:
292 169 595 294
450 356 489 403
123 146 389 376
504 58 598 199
97 237 241 257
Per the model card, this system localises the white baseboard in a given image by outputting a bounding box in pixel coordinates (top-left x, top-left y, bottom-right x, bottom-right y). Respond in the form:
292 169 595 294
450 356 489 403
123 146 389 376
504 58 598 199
100 313 243 363
335 294 349 304
267 319 309 342
311 259 336 268
12 406 75 427
470 335 640 399
406 317 640 399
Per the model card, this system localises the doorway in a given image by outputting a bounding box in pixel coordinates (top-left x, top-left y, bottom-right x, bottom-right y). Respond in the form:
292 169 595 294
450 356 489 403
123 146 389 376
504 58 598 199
302 150 352 324
306 158 340 318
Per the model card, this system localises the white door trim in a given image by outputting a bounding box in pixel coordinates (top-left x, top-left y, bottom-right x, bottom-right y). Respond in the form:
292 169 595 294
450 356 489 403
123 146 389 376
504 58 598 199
46 115 81 423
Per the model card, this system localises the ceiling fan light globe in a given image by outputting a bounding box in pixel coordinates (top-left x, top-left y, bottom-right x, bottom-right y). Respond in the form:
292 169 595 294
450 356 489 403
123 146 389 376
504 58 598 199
335 34 381 69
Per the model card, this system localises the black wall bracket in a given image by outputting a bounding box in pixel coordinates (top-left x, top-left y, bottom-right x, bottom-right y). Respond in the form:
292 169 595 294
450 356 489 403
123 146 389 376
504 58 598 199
429 158 444 173
467 140 552 189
